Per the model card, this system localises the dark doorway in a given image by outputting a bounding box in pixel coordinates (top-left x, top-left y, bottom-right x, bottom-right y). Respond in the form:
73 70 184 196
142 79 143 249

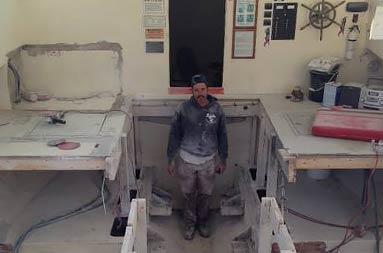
169 0 225 87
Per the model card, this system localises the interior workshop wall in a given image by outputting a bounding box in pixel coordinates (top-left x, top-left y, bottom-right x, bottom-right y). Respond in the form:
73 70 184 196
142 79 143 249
17 0 169 96
223 0 370 94
0 0 20 109
367 0 383 60
12 0 371 97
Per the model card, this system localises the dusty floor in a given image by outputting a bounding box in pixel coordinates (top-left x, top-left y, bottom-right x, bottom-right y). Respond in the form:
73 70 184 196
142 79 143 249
4 169 383 253
149 210 246 253
285 171 383 253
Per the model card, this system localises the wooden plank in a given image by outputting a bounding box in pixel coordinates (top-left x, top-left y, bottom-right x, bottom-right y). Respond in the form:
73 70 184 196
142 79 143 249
138 167 152 219
259 198 273 253
294 156 383 170
121 227 134 253
259 198 296 253
255 113 267 187
248 116 257 169
238 168 261 250
119 133 131 216
266 149 279 198
278 148 383 182
133 116 143 170
0 158 105 171
135 199 148 253
104 140 122 180
121 199 147 253
128 199 138 229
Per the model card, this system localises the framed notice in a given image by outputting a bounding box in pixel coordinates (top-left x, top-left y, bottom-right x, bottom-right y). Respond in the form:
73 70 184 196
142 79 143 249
234 0 257 28
232 30 255 59
144 0 165 14
143 15 166 28
145 29 164 39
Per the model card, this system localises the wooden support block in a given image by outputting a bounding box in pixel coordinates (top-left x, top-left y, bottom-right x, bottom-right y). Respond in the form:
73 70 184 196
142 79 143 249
258 198 296 253
135 199 148 253
121 227 134 253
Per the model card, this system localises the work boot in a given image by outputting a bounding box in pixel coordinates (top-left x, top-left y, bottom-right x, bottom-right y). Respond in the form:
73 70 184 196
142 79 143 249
197 223 210 238
184 224 196 240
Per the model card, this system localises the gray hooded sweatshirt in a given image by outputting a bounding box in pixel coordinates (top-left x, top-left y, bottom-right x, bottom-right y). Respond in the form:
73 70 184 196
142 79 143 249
167 95 228 164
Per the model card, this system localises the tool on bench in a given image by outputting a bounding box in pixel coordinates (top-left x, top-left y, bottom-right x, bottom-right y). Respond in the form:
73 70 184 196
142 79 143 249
47 139 80 150
48 113 66 125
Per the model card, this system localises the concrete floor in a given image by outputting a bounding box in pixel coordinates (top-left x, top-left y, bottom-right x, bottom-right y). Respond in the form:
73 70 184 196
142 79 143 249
3 169 383 253
149 210 246 253
285 171 383 253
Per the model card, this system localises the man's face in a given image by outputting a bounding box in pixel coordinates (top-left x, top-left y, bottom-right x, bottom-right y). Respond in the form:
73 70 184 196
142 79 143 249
192 82 208 106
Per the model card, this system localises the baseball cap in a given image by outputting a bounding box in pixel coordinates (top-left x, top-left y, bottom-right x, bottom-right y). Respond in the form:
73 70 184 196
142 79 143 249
191 74 208 87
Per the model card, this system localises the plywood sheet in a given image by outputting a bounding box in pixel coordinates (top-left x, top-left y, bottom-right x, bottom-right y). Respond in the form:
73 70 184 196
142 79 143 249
0 142 99 157
28 113 106 137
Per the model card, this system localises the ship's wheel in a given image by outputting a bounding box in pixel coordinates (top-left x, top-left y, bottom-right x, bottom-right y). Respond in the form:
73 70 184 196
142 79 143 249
300 0 345 41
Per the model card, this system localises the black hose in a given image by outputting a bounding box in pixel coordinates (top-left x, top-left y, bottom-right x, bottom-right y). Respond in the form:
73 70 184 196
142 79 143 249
13 175 109 253
13 195 103 253
7 61 21 103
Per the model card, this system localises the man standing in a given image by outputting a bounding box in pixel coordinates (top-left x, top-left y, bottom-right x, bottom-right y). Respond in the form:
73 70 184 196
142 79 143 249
167 74 228 240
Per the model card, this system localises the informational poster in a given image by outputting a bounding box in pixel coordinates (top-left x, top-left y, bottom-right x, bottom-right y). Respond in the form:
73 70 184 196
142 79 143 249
143 15 166 28
144 0 165 14
232 30 255 58
145 29 164 39
235 0 256 27
146 42 164 53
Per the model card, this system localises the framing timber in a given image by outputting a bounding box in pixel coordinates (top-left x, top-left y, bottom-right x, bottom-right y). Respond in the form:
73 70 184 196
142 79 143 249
278 149 383 183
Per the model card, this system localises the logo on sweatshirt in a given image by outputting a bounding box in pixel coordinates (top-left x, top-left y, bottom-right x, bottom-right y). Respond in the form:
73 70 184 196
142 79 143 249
205 113 217 124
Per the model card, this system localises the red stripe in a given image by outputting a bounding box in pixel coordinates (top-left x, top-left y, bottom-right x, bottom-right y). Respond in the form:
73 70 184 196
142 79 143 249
169 87 224 95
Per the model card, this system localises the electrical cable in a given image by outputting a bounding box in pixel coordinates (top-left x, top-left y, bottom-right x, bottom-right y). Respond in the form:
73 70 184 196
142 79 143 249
7 61 21 103
102 174 107 215
287 207 353 229
13 176 109 253
287 152 381 253
329 153 380 253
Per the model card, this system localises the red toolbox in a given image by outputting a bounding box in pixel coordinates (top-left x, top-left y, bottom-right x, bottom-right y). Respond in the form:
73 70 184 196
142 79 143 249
311 107 383 141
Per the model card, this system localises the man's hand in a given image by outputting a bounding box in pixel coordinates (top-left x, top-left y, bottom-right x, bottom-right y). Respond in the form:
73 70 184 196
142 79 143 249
215 162 226 174
167 163 176 176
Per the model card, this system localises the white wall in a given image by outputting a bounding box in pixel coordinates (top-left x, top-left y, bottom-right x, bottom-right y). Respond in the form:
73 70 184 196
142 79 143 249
223 0 370 94
0 0 19 66
17 0 170 96
13 0 371 98
367 0 383 59
0 0 20 109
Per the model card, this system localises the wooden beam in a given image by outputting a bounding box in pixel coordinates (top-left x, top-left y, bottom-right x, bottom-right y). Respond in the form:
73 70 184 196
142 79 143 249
0 157 105 171
121 227 134 253
294 156 383 170
135 199 148 253
258 198 296 253
278 149 383 182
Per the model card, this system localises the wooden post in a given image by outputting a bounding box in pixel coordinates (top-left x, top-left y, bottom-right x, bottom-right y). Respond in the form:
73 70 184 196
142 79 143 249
121 198 147 253
135 199 147 253
258 198 296 253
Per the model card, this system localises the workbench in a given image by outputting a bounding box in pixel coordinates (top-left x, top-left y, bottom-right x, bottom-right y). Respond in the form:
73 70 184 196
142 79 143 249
129 94 383 199
0 110 128 180
255 94 383 198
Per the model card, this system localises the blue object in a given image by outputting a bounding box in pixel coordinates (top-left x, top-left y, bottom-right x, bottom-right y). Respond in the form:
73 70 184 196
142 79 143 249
322 82 342 107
